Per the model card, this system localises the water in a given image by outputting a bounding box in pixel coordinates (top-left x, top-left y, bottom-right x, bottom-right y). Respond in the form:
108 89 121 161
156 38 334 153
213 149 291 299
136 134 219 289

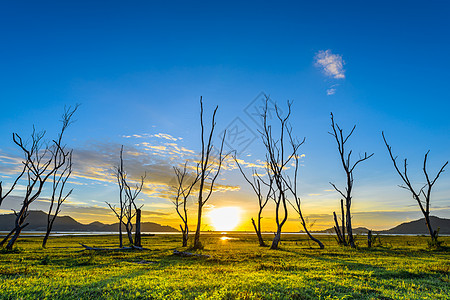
1 231 446 237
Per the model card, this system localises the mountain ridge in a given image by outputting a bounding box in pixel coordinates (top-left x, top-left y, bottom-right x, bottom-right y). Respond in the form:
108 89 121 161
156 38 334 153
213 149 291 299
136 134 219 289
311 216 450 235
0 211 178 232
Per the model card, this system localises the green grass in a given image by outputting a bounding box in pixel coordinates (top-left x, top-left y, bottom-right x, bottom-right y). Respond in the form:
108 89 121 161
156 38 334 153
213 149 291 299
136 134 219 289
0 234 448 299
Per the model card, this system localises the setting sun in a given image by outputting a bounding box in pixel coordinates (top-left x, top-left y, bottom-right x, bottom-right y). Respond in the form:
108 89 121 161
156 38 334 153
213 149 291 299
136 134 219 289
208 207 242 231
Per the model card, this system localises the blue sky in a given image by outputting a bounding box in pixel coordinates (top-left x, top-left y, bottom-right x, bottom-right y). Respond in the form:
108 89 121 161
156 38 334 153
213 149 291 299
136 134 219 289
0 1 449 230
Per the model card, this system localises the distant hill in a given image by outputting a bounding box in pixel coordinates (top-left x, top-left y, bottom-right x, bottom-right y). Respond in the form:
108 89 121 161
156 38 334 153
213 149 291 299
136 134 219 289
0 211 178 232
311 216 449 235
378 216 450 235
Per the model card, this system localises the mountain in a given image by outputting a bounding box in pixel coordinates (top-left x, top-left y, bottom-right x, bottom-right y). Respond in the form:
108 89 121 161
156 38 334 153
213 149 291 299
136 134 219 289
378 216 450 235
310 216 449 235
0 211 178 232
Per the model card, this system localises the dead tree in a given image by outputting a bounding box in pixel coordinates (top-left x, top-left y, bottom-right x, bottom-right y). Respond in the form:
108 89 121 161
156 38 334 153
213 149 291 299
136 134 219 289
333 199 346 245
172 162 200 247
106 146 126 247
123 170 146 246
107 146 146 247
259 100 290 250
382 132 447 243
333 211 343 244
192 97 227 250
42 106 78 248
1 106 77 250
42 151 73 248
284 128 324 249
329 112 373 248
258 98 319 249
234 155 274 247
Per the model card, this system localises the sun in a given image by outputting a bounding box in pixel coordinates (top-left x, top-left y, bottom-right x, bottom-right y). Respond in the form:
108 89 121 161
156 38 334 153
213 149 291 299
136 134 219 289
207 207 242 231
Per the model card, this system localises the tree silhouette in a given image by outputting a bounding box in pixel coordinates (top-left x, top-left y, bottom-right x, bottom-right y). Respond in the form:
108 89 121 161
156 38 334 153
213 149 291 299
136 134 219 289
382 132 447 244
192 97 227 250
329 112 373 248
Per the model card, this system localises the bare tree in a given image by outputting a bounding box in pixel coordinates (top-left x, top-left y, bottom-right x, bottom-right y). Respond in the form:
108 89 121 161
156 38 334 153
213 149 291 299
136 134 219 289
1 106 77 250
107 146 146 247
234 156 273 247
257 98 322 249
172 162 200 247
192 97 227 250
332 199 346 245
284 128 324 249
382 132 447 243
123 171 146 246
107 146 126 247
259 100 291 250
329 112 373 248
42 106 78 248
42 151 73 248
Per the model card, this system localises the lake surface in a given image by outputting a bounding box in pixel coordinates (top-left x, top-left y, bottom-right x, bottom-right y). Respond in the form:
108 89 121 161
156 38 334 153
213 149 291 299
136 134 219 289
2 231 446 237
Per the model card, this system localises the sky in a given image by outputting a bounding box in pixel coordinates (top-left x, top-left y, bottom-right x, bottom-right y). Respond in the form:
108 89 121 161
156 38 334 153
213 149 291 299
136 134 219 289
0 1 449 231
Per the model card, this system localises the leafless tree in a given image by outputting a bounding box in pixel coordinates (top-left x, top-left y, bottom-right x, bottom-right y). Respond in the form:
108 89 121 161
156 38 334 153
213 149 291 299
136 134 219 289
42 152 73 248
332 199 346 245
42 106 78 248
259 100 290 250
382 132 447 243
107 146 126 247
123 171 146 246
234 156 273 247
329 112 373 248
258 97 322 249
284 128 324 249
192 97 227 250
1 106 77 250
172 162 200 247
107 146 146 247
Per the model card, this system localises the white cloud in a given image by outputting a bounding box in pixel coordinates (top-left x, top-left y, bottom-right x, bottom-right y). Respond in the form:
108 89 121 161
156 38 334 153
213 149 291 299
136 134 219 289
326 88 336 96
315 50 345 79
122 133 177 141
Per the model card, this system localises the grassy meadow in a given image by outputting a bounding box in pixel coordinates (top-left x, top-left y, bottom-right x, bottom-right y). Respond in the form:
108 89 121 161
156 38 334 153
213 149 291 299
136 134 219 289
0 233 448 299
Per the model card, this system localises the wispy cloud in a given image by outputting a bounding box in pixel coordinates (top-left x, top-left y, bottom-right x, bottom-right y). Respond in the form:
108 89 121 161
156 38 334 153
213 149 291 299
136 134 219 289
315 50 345 79
122 133 178 141
315 50 345 96
326 84 340 96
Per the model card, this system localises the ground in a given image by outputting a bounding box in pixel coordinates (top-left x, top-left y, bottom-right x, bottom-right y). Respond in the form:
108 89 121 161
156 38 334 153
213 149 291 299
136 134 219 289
0 233 448 299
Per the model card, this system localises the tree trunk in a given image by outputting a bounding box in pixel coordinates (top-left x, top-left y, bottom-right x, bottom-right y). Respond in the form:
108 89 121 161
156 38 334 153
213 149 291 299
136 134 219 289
367 230 372 247
42 216 58 248
6 223 28 250
126 221 134 245
423 212 437 241
6 209 29 250
270 229 282 250
333 211 343 244
346 200 355 248
182 231 188 247
118 220 123 248
251 218 266 247
42 227 51 248
193 203 203 249
0 228 16 247
135 209 141 247
341 199 347 246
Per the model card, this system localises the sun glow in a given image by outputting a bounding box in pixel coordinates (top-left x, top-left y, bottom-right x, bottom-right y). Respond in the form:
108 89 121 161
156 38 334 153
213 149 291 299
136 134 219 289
208 207 242 231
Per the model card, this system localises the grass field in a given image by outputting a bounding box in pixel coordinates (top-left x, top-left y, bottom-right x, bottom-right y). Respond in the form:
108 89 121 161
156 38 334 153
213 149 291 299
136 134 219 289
0 233 448 299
